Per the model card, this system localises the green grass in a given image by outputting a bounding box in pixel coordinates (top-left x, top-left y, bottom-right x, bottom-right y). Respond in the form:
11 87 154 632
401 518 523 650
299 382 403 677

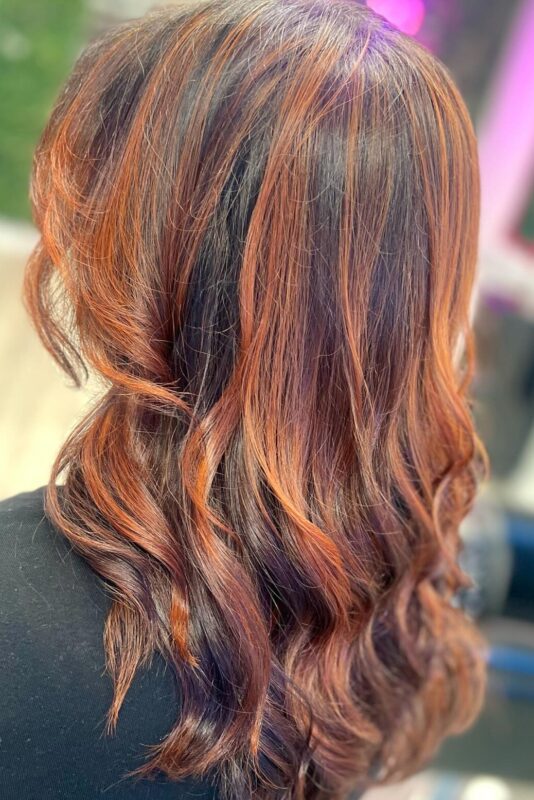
0 0 85 220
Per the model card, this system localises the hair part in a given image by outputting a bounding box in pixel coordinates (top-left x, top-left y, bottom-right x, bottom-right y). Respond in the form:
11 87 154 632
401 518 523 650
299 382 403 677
24 1 488 797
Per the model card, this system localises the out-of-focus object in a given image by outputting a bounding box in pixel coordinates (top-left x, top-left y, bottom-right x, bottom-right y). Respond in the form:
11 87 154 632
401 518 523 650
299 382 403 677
88 0 156 18
477 0 534 320
460 498 513 619
460 497 534 622
363 771 532 800
366 0 426 35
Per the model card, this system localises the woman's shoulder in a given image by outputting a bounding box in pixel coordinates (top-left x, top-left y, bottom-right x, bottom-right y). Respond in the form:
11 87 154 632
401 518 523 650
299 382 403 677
0 486 217 799
0 484 113 648
0 484 107 609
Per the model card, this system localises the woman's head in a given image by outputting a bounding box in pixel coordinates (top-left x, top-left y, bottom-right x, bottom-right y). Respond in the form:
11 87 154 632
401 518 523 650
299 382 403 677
24 1 487 797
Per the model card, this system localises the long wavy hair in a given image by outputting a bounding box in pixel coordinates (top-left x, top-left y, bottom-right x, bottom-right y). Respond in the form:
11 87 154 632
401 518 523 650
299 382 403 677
23 1 488 797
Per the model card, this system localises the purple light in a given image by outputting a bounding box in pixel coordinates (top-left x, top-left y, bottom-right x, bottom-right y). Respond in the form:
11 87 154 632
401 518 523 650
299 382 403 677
366 0 426 36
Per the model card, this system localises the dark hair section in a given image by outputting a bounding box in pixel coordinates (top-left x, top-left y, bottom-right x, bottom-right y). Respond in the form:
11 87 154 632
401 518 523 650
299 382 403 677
23 1 488 797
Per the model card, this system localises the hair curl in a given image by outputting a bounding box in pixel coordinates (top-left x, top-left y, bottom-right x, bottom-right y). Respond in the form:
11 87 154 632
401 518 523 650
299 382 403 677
23 1 488 797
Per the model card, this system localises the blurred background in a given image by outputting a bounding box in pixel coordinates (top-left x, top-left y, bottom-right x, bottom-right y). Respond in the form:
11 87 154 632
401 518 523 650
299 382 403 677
1 1 533 799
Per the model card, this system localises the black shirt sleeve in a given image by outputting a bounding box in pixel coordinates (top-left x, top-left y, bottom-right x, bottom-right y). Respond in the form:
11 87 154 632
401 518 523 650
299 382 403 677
0 486 217 800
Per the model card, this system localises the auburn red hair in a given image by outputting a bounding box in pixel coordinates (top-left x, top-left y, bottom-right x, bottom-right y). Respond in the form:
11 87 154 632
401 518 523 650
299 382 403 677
23 1 488 797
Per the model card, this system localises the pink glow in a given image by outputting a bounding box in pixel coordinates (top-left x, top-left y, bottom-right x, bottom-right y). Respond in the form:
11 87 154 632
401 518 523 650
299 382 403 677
477 0 534 246
366 0 426 35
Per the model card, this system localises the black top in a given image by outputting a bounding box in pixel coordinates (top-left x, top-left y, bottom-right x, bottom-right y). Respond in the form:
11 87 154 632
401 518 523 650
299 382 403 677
0 486 218 800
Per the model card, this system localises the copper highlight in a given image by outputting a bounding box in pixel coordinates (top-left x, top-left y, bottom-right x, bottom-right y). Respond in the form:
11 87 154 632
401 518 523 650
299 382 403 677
23 1 488 797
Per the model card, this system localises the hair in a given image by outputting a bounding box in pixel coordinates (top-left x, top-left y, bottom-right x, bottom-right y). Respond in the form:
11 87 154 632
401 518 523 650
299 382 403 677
23 1 488 797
